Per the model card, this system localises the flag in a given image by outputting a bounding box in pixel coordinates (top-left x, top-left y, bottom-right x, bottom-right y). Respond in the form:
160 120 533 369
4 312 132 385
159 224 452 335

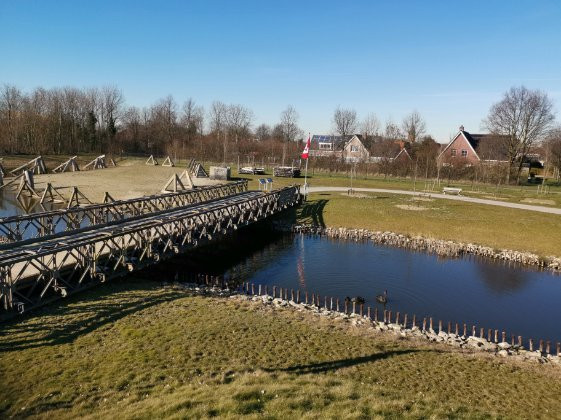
301 134 310 159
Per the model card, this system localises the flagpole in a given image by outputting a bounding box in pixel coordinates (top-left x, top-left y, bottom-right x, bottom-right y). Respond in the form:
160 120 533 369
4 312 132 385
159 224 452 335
304 132 309 195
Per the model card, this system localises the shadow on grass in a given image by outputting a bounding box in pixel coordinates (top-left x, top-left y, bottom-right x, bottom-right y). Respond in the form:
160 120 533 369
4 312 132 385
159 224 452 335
0 279 184 352
298 199 328 227
264 349 420 374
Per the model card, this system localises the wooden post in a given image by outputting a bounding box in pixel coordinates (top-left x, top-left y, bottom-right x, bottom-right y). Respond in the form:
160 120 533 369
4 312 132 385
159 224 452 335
251 284 255 295
546 341 551 354
311 293 315 306
455 323 459 336
330 297 334 310
438 320 442 333
273 286 277 298
384 310 388 323
352 301 356 314
265 285 268 296
539 340 544 353
395 312 400 326
529 339 534 352
324 296 328 309
388 310 392 324
360 303 364 317
511 335 515 346
447 321 451 334
518 336 523 347
296 289 300 303
487 329 492 342
367 307 371 319
305 291 308 304
290 289 294 302
494 329 499 343
403 314 408 328
336 298 340 312
502 331 506 343
411 314 416 328
480 328 484 339
285 289 289 301
374 307 378 322
463 324 467 337
344 299 348 314
557 342 560 356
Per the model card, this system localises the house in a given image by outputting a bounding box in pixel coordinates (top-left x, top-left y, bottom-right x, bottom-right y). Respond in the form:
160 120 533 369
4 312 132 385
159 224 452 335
343 135 370 163
309 134 370 163
370 139 412 164
438 126 508 165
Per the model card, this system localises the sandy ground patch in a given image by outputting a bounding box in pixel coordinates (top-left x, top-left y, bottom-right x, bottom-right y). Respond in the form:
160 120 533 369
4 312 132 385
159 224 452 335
395 204 429 211
481 195 509 201
520 198 556 205
26 163 223 202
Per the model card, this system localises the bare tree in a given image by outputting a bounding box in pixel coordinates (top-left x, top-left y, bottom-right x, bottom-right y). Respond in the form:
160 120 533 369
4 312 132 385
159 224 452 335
402 111 426 142
361 113 380 141
255 123 271 141
180 98 204 158
483 86 555 183
280 105 300 165
384 119 403 141
545 126 561 181
226 104 253 143
333 107 357 139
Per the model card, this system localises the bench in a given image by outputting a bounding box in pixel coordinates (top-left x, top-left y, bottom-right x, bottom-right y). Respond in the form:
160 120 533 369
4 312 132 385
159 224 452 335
442 187 462 195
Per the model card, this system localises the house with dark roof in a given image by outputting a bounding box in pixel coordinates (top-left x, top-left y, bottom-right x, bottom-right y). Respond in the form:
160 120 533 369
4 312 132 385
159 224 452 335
309 134 370 162
438 126 509 165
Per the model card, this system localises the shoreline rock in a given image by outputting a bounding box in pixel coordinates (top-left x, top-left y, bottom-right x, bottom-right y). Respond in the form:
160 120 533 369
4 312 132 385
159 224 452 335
289 224 561 272
167 282 561 366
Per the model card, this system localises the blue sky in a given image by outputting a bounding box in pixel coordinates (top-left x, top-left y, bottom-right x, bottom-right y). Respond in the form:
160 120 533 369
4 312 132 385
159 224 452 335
1 0 560 142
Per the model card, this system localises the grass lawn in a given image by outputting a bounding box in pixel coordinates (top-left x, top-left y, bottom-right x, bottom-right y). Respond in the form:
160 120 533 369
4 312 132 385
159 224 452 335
296 192 561 257
1 278 561 419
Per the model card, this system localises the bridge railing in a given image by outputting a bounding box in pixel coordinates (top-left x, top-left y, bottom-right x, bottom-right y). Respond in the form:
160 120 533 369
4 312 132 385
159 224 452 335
0 185 301 314
0 180 248 244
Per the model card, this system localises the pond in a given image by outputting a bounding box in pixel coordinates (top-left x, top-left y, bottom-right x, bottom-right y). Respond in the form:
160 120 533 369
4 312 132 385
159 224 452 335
158 227 561 345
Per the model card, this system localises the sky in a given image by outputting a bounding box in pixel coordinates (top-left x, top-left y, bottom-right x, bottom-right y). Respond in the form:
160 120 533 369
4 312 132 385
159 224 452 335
1 0 561 142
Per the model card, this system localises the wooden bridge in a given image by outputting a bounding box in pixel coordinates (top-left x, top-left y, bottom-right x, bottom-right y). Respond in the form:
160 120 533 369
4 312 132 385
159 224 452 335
0 183 302 315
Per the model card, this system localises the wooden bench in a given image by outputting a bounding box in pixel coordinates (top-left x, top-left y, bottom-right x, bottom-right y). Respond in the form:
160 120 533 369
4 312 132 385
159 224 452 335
442 187 462 195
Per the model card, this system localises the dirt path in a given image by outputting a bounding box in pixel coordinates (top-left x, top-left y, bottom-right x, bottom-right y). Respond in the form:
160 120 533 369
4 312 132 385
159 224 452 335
306 186 561 215
30 165 221 203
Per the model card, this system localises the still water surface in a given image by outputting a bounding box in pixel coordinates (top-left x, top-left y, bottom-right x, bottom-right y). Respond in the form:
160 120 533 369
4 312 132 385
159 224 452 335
168 231 561 345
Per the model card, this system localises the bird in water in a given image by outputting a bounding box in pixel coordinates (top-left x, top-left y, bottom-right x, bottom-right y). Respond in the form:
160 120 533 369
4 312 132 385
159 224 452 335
376 290 388 304
351 296 365 305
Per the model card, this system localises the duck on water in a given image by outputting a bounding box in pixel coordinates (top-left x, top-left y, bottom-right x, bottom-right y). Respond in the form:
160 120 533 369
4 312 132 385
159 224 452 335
376 290 388 304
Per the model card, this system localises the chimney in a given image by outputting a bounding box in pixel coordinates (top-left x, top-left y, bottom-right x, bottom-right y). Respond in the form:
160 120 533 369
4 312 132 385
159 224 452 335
459 125 465 132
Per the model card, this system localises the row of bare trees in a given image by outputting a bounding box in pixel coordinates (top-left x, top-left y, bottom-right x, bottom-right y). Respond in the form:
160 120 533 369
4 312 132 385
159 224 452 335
1 83 559 182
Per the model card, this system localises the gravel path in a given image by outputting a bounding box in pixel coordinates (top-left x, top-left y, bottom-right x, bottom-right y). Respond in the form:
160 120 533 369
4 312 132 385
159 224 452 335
306 186 561 215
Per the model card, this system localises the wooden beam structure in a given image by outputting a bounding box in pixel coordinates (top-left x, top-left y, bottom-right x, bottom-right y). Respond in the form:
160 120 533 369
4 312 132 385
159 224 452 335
83 155 107 170
52 156 79 173
146 155 158 166
0 180 247 243
0 185 301 314
162 156 174 167
9 156 47 176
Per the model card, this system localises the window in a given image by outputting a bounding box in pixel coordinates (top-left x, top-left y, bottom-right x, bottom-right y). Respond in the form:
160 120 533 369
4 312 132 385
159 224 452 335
319 142 332 150
351 145 359 152
461 149 468 157
451 149 457 157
